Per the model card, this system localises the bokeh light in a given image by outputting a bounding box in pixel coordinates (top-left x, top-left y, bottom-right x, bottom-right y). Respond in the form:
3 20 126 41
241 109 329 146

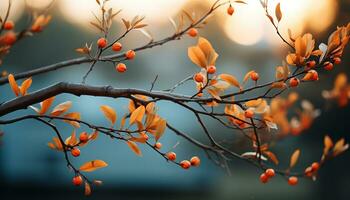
0 0 25 22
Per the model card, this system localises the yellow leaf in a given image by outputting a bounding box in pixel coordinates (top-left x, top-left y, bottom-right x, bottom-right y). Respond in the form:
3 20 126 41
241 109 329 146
63 112 81 128
8 74 20 96
289 149 300 168
129 105 145 125
219 74 240 88
39 96 55 115
126 141 142 156
51 101 72 116
245 98 263 107
100 105 117 125
20 78 32 96
79 160 108 172
146 102 156 114
198 37 218 66
323 135 333 155
155 119 167 141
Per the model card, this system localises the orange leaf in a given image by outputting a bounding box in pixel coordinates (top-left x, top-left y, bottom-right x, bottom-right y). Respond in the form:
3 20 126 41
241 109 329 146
289 149 300 168
264 151 279 165
51 101 72 116
100 105 117 125
126 141 142 156
8 74 20 96
63 112 81 128
79 160 108 172
219 74 240 88
323 135 333 155
188 46 207 68
155 119 167 141
129 105 145 125
20 78 32 96
275 2 282 22
39 96 55 115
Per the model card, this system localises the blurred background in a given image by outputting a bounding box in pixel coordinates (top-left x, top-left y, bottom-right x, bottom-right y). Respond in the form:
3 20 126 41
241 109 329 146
0 0 350 199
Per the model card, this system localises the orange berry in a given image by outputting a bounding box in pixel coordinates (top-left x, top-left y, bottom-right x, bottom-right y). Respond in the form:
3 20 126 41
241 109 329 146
71 148 81 157
288 176 298 186
72 176 83 186
112 42 122 52
180 160 191 169
244 109 254 118
2 32 17 45
207 65 216 74
188 28 198 37
323 62 334 71
155 142 162 150
289 77 300 87
194 73 204 83
260 173 269 183
197 93 203 97
250 72 259 81
190 156 201 167
311 71 319 81
79 132 89 143
333 57 341 65
306 60 316 68
4 21 14 30
97 37 107 48
304 167 313 177
125 50 136 60
227 5 234 16
265 168 275 178
116 63 127 73
166 152 176 161
311 162 320 171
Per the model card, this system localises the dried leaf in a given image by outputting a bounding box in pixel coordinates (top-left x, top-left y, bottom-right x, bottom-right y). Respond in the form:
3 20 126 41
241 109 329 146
39 96 55 115
63 112 81 128
275 3 282 22
100 105 117 125
155 119 167 141
51 101 72 116
219 74 240 88
129 105 145 125
85 182 92 196
289 149 300 168
79 160 108 172
126 141 142 156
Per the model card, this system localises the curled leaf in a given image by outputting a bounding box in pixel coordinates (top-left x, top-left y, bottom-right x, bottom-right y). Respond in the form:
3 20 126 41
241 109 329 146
79 160 108 172
126 141 142 156
100 105 117 125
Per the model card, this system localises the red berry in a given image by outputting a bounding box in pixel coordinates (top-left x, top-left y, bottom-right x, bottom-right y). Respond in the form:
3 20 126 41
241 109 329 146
306 60 316 68
188 28 198 37
227 5 234 16
194 73 204 83
97 37 107 48
116 63 127 73
311 71 319 81
112 42 122 52
2 32 17 45
125 50 135 60
79 132 89 143
190 156 201 167
180 160 191 169
250 72 259 81
71 148 80 157
244 109 254 118
166 152 176 161
260 173 269 183
4 21 14 30
289 77 300 87
72 176 83 186
207 65 216 74
288 176 298 186
323 62 334 71
311 162 320 171
31 25 43 33
333 57 341 65
265 168 275 178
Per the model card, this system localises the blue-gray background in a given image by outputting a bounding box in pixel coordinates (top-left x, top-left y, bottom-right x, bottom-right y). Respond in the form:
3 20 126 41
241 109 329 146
0 0 350 199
